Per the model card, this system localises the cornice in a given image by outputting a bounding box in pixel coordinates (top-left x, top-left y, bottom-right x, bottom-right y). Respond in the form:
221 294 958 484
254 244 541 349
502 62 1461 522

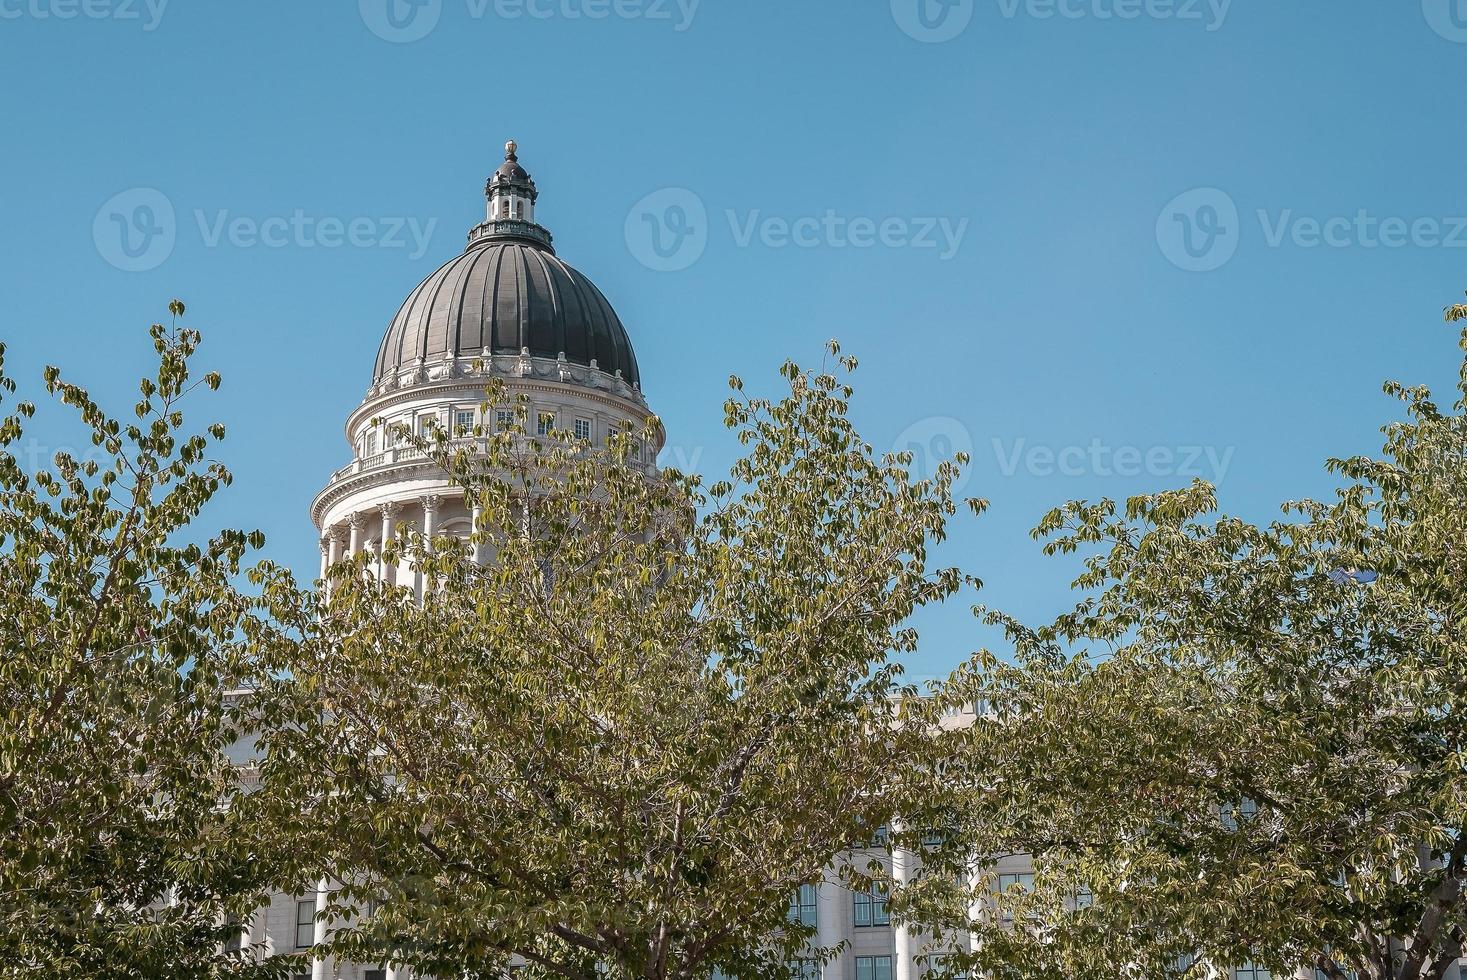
343 354 656 440
310 458 452 530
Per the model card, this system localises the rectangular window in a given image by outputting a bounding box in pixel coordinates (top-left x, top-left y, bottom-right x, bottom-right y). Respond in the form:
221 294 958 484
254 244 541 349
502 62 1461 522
790 960 820 980
1167 955 1197 978
454 409 475 435
365 971 387 980
852 885 889 927
787 883 817 928
417 414 435 437
923 955 966 980
1235 967 1273 980
994 872 1035 893
1222 798 1259 831
862 823 890 847
223 914 243 953
364 431 377 457
856 956 892 980
537 411 556 436
295 898 316 950
993 873 1035 924
574 418 592 441
496 409 515 432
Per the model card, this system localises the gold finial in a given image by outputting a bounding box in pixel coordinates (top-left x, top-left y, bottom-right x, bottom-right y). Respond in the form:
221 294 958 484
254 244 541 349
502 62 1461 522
505 139 518 160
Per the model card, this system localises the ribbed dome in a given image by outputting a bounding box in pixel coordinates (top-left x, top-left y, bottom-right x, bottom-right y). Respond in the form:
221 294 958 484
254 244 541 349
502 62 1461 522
372 238 640 388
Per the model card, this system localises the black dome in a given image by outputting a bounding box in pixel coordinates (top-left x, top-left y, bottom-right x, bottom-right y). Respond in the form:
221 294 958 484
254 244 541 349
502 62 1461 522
372 238 640 388
495 158 530 182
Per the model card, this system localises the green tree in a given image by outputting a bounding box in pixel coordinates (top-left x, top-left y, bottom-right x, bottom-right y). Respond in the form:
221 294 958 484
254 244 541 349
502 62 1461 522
907 304 1467 980
260 347 979 980
0 304 294 979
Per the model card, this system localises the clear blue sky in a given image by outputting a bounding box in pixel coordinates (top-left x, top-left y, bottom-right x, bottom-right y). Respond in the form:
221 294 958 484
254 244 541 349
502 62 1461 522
2 0 1464 682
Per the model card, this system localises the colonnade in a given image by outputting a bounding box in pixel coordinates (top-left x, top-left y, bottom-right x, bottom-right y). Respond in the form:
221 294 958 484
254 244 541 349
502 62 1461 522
319 494 493 594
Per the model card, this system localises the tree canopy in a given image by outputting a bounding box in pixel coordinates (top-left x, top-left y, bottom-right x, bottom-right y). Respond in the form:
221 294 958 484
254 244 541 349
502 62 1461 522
258 347 981 980
0 304 295 978
906 305 1467 980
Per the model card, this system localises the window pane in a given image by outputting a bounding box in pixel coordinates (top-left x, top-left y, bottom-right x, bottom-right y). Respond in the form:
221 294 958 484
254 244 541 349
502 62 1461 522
795 883 817 926
295 899 315 950
224 914 243 952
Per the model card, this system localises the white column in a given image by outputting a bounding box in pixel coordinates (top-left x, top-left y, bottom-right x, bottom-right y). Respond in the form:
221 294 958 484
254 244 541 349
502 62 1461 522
379 502 399 584
310 878 330 980
817 866 846 980
347 512 364 558
318 535 330 580
891 820 914 980
235 907 252 963
471 501 486 564
418 495 441 601
967 858 984 954
325 529 346 597
249 903 269 962
252 902 273 960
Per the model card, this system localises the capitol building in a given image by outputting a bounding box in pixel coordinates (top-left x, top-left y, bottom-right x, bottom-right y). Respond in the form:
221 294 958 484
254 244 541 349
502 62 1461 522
234 144 1361 980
